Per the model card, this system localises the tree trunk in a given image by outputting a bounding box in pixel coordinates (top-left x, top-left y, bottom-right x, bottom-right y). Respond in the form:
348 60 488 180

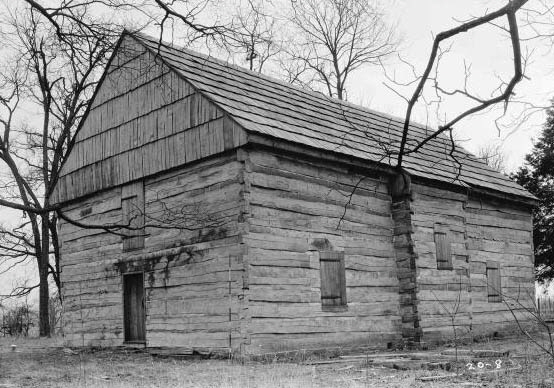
39 214 50 337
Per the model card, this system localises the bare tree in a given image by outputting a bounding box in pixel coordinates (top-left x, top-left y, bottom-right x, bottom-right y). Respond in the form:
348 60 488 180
219 0 280 72
487 1 554 136
477 143 507 174
286 0 398 100
0 5 118 336
394 0 530 170
21 0 233 48
148 0 231 42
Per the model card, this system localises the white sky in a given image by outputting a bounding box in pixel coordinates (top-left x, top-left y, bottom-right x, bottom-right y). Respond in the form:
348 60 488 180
2 0 554 303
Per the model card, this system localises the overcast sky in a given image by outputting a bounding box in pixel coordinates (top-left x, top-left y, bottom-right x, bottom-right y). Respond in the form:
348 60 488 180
2 0 554 304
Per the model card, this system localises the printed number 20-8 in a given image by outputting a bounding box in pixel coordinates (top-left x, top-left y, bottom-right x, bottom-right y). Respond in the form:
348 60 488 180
466 360 502 370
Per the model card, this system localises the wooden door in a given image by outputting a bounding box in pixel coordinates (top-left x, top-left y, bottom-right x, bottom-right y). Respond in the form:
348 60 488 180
123 273 145 342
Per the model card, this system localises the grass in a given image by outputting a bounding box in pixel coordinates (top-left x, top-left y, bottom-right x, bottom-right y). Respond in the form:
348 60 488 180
0 336 553 387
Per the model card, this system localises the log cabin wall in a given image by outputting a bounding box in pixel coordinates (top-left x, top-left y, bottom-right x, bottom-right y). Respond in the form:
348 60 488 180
464 195 535 335
409 183 472 342
59 153 246 351
409 183 535 342
60 187 123 346
239 147 403 354
56 35 250 352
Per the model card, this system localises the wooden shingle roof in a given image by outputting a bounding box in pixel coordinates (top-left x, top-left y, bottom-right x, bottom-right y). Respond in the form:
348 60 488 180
131 32 533 201
51 31 534 204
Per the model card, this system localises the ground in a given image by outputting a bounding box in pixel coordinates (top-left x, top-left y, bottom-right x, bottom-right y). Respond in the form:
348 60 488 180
0 336 553 388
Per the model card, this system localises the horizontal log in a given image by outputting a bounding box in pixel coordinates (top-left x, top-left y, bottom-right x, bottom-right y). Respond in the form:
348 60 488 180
247 150 389 196
249 187 393 228
412 183 468 202
248 210 392 238
248 171 390 212
249 302 399 319
465 198 530 216
466 212 532 231
145 331 234 348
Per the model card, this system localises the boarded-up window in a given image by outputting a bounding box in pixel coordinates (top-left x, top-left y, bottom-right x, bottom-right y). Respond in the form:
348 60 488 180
486 261 502 303
122 181 145 251
434 224 452 270
319 251 347 307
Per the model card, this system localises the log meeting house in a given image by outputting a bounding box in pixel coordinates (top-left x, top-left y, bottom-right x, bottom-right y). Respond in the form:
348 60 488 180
49 31 536 354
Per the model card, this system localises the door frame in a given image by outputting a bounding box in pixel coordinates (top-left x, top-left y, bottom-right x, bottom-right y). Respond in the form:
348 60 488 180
122 271 146 344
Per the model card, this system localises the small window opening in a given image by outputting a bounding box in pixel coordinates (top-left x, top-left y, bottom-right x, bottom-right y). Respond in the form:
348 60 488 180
434 224 452 270
319 251 347 307
486 261 502 303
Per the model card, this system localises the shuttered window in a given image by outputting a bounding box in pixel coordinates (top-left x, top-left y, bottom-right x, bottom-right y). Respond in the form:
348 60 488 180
122 181 145 251
434 230 452 270
486 261 502 303
319 251 347 307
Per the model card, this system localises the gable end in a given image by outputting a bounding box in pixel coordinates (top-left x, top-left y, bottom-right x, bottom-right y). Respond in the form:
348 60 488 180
51 34 247 204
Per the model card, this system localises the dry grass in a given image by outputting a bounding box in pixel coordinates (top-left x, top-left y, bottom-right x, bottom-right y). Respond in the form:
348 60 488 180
0 336 553 387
